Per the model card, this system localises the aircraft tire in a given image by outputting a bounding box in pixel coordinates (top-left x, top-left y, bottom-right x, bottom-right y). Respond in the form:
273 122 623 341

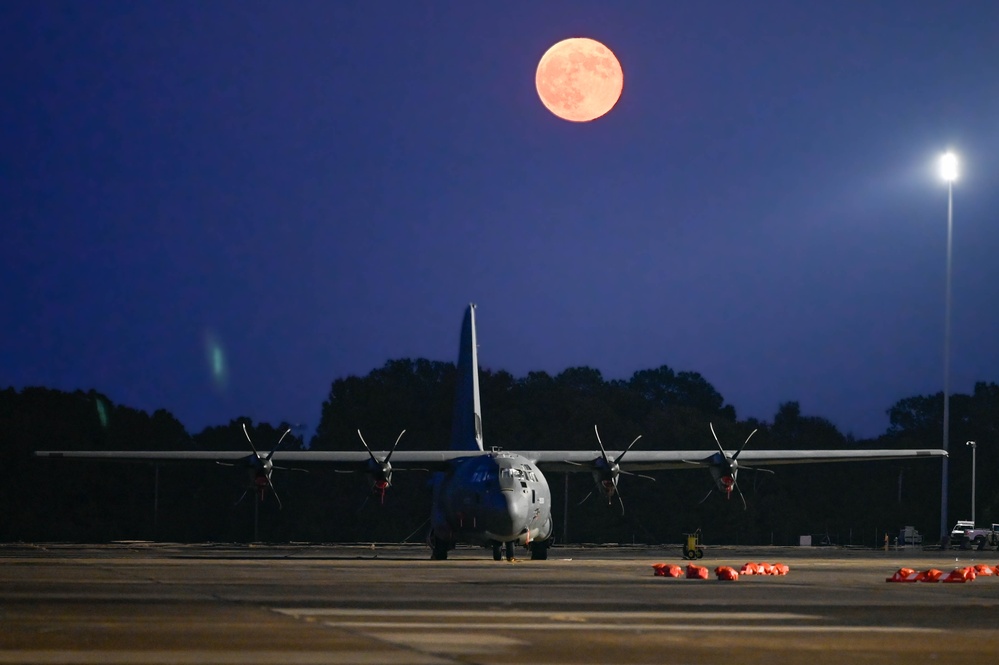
530 539 550 560
429 532 449 560
492 542 503 561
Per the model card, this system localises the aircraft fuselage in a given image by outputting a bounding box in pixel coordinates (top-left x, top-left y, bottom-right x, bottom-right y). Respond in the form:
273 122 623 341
431 451 553 549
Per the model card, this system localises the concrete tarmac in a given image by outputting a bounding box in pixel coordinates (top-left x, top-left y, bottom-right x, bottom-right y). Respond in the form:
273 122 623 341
2 542 998 664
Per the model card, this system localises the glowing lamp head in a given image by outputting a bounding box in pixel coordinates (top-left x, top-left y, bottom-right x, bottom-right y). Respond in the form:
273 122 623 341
940 151 959 182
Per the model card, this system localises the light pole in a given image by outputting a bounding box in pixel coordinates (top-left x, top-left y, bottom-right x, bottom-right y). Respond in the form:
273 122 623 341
966 441 977 524
939 150 958 543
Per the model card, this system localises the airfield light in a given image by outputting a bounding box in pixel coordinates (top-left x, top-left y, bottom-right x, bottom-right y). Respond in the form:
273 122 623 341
938 149 958 544
966 441 977 525
940 151 959 182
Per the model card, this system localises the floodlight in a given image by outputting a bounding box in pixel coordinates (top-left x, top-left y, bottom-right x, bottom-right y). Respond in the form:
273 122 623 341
940 151 959 182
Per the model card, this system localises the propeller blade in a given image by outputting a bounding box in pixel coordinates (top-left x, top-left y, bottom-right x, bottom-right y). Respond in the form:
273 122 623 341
578 491 593 506
708 421 728 457
734 481 747 511
616 491 626 516
619 470 656 482
614 434 643 465
698 486 715 505
266 428 292 461
357 430 378 464
732 429 757 460
740 465 774 474
384 429 406 464
593 425 611 465
242 423 260 456
266 476 282 510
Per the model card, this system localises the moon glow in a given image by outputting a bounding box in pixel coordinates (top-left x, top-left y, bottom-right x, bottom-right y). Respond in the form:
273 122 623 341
535 37 623 122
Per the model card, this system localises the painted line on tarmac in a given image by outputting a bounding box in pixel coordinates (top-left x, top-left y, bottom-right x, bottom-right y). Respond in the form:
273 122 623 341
274 608 942 634
0 651 448 665
275 608 815 621
322 621 941 633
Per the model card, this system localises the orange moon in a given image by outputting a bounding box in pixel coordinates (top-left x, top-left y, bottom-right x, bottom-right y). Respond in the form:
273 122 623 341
535 37 623 122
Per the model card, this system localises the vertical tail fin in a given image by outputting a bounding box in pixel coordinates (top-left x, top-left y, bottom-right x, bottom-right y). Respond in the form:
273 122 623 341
450 303 484 451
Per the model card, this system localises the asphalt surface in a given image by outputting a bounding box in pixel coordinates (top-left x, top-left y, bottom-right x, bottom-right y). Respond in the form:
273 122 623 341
2 542 998 664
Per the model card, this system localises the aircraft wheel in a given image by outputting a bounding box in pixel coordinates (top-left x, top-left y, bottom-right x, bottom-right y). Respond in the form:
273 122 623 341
505 541 515 561
429 533 449 560
492 542 503 561
530 540 550 561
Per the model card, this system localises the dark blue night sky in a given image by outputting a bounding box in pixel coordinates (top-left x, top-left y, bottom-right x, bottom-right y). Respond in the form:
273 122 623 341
3 1 997 439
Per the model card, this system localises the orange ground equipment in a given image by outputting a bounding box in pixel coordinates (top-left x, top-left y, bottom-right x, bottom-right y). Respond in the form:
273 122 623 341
683 529 704 560
652 563 683 578
685 563 709 579
740 562 789 576
942 566 976 583
886 568 920 583
714 566 739 581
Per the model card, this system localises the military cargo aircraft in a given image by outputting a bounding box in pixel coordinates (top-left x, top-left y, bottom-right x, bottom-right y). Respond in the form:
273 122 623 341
36 304 946 561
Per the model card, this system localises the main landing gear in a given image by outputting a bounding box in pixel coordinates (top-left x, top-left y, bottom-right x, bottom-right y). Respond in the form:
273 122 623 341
430 532 450 560
529 538 550 560
490 539 551 561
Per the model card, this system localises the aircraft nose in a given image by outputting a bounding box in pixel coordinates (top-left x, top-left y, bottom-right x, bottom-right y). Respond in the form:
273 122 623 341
505 490 529 530
483 490 530 540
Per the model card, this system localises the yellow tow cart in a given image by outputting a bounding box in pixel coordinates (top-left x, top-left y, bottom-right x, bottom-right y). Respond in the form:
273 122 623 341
683 529 704 560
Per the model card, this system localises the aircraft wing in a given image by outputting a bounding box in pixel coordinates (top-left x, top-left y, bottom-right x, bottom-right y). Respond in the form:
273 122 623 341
527 448 947 473
33 449 480 472
35 447 946 473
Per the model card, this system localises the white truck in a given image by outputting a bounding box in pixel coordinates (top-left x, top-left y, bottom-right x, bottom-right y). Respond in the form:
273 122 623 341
899 526 922 546
949 521 999 550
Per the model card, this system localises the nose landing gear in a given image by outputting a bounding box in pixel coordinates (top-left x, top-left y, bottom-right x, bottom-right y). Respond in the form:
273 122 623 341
490 540 519 561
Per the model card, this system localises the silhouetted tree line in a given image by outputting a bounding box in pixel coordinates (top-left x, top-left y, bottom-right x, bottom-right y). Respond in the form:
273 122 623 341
4 365 996 546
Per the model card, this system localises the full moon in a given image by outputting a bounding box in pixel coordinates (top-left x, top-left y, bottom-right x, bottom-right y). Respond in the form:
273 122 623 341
535 37 623 122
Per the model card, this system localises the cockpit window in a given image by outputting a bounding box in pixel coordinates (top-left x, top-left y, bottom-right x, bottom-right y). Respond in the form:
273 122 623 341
500 468 525 479
471 470 497 484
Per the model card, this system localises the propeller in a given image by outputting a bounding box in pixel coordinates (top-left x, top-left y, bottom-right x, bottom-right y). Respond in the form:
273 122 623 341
357 429 406 504
228 423 303 510
584 425 648 515
698 422 769 510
